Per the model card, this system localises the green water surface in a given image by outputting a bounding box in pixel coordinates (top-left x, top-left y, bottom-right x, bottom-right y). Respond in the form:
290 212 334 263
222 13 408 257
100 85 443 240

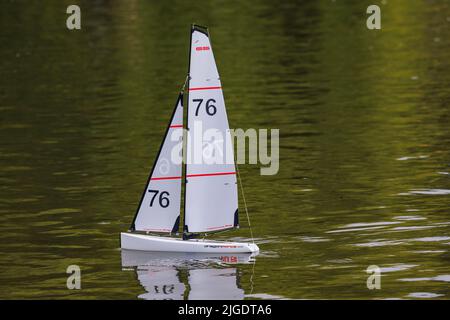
0 0 449 299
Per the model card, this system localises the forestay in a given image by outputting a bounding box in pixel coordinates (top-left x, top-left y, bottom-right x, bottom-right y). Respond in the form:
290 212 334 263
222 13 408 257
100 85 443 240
184 26 239 234
132 94 184 233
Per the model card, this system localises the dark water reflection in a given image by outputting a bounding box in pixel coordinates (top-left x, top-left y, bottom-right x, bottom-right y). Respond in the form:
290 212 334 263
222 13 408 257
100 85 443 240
0 1 449 299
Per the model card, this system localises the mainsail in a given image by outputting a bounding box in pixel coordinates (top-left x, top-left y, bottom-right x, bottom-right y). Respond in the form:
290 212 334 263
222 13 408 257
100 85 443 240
184 26 239 234
131 94 184 233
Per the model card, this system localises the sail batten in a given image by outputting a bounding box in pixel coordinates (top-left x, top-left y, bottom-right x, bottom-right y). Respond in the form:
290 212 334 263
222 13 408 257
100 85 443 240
184 26 239 234
150 176 182 181
189 86 222 91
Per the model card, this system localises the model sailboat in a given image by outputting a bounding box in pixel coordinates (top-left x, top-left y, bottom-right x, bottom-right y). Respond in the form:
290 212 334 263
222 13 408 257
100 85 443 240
120 25 259 253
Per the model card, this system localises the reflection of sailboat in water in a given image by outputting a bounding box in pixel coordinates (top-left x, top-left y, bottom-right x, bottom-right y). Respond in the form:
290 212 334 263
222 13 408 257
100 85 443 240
136 266 186 300
122 249 255 300
188 268 244 300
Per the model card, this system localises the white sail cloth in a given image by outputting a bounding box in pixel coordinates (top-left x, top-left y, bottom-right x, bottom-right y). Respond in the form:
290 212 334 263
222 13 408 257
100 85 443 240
184 27 239 233
133 95 184 233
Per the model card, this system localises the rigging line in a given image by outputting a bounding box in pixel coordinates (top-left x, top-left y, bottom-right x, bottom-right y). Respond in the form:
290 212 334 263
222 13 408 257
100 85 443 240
249 254 256 295
235 164 255 244
181 75 189 93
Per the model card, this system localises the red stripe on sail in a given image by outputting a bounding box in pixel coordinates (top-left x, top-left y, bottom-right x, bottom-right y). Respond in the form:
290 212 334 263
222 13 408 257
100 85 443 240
150 176 182 181
151 172 235 180
189 86 222 91
195 46 210 51
186 172 236 178
169 125 183 128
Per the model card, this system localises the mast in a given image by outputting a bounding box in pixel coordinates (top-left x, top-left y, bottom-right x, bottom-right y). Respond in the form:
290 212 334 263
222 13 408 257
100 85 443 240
182 24 194 240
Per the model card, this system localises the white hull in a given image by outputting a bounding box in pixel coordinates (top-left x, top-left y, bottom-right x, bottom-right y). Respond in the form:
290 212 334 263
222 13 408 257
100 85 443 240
120 232 259 253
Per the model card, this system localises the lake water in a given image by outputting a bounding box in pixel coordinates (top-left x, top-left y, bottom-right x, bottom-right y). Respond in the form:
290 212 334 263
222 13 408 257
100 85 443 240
0 0 449 299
